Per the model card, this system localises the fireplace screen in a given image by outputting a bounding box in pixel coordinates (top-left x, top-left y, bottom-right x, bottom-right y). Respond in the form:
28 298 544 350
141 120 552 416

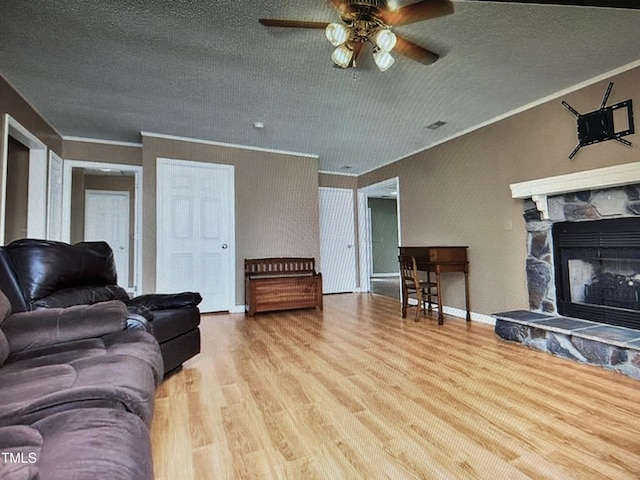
553 218 640 329
567 253 640 310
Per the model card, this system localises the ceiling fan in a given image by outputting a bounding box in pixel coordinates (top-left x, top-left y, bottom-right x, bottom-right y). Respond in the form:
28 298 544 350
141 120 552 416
258 0 454 71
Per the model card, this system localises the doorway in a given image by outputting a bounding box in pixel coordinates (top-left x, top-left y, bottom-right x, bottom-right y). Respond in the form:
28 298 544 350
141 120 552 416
1 114 48 244
62 160 142 295
357 178 401 298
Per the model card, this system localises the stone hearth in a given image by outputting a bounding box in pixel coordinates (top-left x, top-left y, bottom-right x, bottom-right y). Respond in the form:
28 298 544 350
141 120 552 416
494 310 640 380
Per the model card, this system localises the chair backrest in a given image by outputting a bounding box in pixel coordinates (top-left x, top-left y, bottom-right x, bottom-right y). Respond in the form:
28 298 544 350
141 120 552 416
398 255 419 288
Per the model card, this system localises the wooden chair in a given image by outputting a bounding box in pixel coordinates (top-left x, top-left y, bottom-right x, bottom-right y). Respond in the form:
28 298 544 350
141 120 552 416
398 255 439 321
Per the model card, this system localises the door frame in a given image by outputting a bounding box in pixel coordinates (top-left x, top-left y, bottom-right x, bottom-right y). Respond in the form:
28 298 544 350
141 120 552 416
156 158 236 312
0 114 48 243
62 159 143 295
47 151 64 240
357 177 401 293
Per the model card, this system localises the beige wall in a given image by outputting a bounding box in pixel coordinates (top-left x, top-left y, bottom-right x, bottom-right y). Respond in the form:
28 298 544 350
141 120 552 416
63 140 142 166
318 172 358 190
0 76 63 154
359 66 640 316
142 136 321 304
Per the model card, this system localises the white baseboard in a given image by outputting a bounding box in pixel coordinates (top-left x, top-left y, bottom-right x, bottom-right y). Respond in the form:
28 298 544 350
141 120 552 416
371 273 400 278
230 305 246 314
442 306 496 326
406 298 495 325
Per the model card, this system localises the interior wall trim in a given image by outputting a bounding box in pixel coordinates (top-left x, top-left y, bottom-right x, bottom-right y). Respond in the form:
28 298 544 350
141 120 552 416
141 131 319 159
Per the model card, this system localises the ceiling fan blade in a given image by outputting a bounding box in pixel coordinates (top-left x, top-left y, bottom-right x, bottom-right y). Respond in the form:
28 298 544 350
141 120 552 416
394 35 439 65
381 0 454 26
258 19 330 29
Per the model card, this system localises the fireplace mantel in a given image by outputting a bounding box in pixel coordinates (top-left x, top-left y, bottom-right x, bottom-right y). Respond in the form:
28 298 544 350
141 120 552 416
510 162 640 219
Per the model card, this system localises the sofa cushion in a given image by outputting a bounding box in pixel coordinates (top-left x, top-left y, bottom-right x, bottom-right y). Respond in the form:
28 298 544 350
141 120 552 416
0 355 156 427
4 239 120 307
2 301 127 354
3 329 163 387
0 291 12 365
149 306 201 344
32 284 130 309
127 291 202 311
0 330 9 367
0 424 40 480
0 408 153 480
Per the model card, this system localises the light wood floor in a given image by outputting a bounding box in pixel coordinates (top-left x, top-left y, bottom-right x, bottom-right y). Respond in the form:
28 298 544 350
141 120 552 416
151 294 640 480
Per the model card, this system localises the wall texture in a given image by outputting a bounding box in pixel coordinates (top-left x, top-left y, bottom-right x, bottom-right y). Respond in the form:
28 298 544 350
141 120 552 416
358 66 640 316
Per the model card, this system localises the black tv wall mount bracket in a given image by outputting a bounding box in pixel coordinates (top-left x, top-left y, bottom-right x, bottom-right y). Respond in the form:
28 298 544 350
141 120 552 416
562 82 634 160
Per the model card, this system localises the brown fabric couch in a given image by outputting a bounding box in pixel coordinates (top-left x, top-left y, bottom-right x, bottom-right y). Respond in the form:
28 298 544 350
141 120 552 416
0 290 160 479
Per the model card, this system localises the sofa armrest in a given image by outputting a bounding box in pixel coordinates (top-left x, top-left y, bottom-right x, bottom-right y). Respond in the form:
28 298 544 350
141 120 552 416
2 301 127 354
127 292 202 311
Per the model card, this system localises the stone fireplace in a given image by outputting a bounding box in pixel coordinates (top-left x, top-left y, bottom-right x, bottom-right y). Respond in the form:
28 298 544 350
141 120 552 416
511 162 640 324
493 163 640 380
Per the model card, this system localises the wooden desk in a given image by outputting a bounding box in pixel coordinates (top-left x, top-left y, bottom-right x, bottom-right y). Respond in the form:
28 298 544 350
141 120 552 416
399 246 470 324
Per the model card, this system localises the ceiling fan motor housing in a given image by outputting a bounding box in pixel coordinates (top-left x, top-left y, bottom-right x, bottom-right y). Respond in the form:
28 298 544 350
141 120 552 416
338 0 389 42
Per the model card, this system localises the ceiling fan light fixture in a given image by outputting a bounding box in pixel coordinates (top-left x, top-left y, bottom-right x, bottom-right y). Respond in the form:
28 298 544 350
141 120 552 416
332 44 353 68
375 28 396 52
373 47 394 72
325 22 348 46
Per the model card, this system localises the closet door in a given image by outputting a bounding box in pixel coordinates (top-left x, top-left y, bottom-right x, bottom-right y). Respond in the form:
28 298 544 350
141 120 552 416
319 187 357 294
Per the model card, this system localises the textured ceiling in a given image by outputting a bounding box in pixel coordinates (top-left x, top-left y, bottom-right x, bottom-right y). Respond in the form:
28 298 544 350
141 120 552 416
1 1 639 174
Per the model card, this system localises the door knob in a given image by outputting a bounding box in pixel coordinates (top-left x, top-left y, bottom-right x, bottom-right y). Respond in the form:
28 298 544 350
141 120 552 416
221 243 228 249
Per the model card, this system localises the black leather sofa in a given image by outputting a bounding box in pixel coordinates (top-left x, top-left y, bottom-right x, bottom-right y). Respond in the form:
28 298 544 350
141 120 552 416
0 239 202 375
0 289 161 479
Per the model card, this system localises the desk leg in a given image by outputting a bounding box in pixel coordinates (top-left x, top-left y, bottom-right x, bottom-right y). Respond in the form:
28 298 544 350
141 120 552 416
464 271 471 322
400 281 407 318
436 272 444 325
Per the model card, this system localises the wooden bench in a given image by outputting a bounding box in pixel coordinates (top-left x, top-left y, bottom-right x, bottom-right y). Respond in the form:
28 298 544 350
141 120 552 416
245 258 323 316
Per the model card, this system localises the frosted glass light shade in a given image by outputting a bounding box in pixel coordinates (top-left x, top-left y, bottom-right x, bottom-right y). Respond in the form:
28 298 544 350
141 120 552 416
375 29 396 52
331 45 353 68
373 49 394 71
325 23 348 46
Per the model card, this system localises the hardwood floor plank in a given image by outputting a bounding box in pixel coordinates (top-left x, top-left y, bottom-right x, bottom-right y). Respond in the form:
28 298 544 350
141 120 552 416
151 294 640 479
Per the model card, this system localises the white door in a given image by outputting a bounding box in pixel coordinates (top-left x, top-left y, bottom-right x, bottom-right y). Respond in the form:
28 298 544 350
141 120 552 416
319 187 357 294
156 159 235 313
84 190 130 288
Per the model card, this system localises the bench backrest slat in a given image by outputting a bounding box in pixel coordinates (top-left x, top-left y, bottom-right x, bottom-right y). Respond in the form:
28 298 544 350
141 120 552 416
245 257 318 277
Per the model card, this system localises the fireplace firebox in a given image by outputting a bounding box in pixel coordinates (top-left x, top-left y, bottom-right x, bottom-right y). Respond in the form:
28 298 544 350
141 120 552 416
553 217 640 329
